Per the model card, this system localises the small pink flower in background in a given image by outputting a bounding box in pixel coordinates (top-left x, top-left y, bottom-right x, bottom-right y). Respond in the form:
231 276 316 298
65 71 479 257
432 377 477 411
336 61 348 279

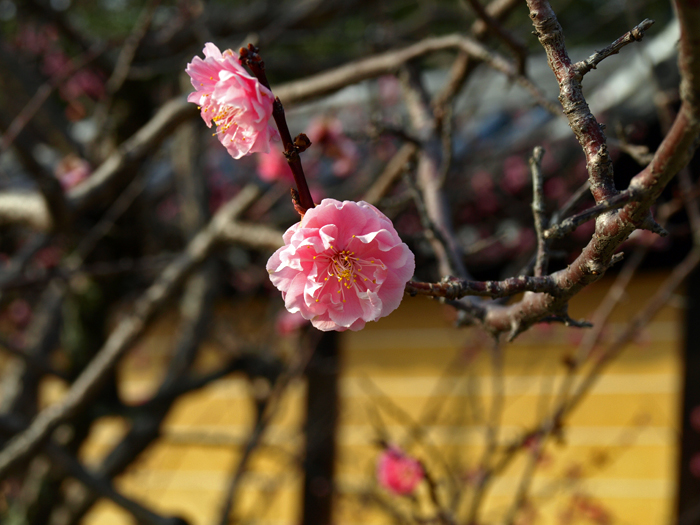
257 146 291 182
690 453 700 478
8 299 32 328
267 199 414 332
690 406 700 433
54 155 91 190
307 117 358 177
186 43 279 159
275 310 310 336
376 447 424 495
501 154 529 195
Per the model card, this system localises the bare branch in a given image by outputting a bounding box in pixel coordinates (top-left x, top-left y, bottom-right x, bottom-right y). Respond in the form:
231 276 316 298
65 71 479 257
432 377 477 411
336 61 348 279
574 19 655 78
529 146 549 276
362 143 418 206
461 0 528 74
543 189 643 240
406 274 558 300
0 185 261 479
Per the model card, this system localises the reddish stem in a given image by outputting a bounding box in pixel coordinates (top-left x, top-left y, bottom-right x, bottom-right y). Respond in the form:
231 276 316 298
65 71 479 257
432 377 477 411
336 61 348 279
239 44 315 213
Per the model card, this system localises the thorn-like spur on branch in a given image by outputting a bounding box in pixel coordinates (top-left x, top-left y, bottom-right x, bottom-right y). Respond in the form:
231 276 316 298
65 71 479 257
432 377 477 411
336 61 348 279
405 274 559 301
575 19 655 79
544 189 642 240
239 44 315 214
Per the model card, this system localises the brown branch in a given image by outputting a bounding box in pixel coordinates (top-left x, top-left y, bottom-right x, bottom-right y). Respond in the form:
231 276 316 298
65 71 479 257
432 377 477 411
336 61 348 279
574 19 655 78
0 185 261 479
273 33 557 115
529 146 549 276
240 44 315 213
462 0 528 75
362 143 419 206
68 97 196 212
454 0 700 340
406 274 558 300
0 29 555 231
543 189 643 240
527 0 625 203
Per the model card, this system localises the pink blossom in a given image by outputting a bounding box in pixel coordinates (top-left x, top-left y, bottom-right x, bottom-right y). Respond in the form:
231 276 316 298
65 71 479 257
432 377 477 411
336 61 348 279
257 146 291 182
376 447 424 495
307 117 358 177
54 155 91 190
186 43 278 159
275 310 310 336
266 199 414 332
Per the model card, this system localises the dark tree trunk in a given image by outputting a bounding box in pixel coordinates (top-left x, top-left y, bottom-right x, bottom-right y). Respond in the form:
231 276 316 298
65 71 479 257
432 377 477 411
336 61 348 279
302 331 339 525
677 267 700 525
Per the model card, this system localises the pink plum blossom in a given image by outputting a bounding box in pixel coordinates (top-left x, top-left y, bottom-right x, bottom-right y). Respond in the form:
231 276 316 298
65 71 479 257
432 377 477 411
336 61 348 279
275 310 310 336
186 43 278 159
257 145 292 182
376 447 424 495
266 199 414 332
307 117 358 177
54 155 91 190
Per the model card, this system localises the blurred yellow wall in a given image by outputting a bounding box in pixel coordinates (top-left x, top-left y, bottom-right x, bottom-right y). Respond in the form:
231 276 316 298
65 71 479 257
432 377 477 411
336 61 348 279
68 271 681 525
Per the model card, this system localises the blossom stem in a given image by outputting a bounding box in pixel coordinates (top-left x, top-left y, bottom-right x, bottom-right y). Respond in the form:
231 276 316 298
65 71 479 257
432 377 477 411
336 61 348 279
239 44 315 213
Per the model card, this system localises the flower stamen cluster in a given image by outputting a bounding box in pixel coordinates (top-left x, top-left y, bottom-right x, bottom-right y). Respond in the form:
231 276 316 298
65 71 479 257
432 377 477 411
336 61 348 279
186 44 278 159
310 243 386 303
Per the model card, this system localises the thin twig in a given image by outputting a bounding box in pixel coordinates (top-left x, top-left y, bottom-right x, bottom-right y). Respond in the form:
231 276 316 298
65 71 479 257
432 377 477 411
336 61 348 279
464 338 504 525
461 0 528 75
543 189 645 240
529 146 548 276
574 19 655 79
240 44 314 213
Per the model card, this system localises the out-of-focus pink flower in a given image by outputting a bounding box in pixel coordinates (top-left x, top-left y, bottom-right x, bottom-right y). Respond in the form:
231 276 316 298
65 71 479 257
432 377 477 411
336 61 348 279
690 406 700 433
376 447 424 495
501 155 529 195
275 309 310 336
186 43 278 159
8 299 32 327
691 453 700 478
257 146 291 182
54 155 91 190
307 117 358 177
266 199 414 332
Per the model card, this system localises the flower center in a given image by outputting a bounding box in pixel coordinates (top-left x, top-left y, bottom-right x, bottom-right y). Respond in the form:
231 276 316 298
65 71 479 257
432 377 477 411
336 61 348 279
211 104 244 141
311 242 386 303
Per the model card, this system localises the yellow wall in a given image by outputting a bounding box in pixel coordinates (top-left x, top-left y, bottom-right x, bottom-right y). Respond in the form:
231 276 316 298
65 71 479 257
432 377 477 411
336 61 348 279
74 271 682 525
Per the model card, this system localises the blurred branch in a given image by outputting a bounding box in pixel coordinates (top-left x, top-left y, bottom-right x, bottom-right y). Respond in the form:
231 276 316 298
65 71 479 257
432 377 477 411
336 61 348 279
362 143 418 206
461 0 527 75
0 185 261 479
90 0 161 152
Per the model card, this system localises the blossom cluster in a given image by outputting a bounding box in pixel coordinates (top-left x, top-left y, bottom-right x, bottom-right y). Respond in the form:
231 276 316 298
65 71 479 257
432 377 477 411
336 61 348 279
187 44 414 332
